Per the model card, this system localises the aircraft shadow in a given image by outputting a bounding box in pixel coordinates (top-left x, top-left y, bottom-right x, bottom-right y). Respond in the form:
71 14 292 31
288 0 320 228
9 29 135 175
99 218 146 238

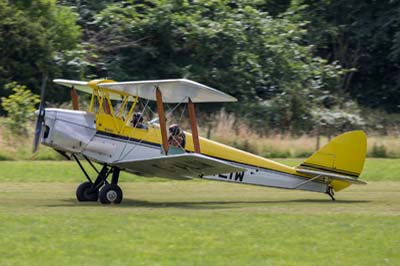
46 198 370 209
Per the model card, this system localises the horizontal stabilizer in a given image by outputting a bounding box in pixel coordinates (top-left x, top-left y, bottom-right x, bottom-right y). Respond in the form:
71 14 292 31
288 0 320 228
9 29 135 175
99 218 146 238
296 168 366 185
114 153 245 179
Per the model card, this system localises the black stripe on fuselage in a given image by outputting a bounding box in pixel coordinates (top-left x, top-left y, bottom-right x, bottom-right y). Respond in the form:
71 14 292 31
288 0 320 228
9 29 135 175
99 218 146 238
96 130 162 148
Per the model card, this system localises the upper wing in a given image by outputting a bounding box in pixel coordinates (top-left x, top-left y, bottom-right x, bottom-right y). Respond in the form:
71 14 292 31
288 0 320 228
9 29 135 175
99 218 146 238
53 79 90 92
53 79 125 101
114 153 245 180
54 78 237 103
296 168 367 185
97 79 237 103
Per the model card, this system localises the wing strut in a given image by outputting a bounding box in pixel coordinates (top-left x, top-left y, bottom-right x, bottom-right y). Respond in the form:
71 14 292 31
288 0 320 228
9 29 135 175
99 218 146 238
156 87 169 154
71 86 79 110
188 98 200 153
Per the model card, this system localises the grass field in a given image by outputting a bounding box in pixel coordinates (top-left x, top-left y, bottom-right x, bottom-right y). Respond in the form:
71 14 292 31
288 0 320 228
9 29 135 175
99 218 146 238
0 159 399 265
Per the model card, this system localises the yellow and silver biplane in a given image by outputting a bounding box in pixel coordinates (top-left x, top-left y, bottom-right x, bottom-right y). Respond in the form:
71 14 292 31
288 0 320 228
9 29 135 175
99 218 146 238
33 78 367 204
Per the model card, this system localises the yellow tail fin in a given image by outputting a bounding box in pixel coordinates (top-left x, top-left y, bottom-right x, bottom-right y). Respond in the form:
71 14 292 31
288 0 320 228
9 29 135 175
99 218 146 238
300 130 367 178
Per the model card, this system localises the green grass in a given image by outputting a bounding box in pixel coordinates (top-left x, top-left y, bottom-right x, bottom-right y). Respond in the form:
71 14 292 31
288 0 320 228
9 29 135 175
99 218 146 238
0 182 399 266
0 159 399 265
0 161 167 183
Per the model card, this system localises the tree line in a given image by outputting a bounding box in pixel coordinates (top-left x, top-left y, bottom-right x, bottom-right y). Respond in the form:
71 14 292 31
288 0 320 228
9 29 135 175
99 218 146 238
0 0 399 135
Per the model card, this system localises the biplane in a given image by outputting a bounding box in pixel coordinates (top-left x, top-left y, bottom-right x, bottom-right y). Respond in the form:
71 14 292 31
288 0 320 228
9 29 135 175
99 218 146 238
33 78 367 204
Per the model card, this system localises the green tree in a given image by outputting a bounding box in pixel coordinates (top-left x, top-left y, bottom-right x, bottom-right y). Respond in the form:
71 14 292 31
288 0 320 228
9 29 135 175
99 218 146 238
292 0 400 113
0 0 81 106
81 1 345 134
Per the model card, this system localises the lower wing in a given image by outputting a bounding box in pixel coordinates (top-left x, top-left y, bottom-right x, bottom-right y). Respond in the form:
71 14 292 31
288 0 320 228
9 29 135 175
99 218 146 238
114 153 245 180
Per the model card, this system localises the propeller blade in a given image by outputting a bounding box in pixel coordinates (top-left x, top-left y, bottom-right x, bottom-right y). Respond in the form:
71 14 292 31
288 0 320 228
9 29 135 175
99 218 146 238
32 115 43 153
32 74 48 153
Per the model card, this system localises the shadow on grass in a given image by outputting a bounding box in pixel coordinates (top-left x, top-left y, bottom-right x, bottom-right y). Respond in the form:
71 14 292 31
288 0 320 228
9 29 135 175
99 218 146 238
46 198 370 209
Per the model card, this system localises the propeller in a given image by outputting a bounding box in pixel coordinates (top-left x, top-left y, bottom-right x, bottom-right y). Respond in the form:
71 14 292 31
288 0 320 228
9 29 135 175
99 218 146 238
32 74 48 153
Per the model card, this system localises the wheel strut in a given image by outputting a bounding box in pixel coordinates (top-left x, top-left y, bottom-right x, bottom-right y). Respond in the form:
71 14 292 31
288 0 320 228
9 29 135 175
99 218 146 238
72 154 92 183
111 167 120 184
91 165 112 191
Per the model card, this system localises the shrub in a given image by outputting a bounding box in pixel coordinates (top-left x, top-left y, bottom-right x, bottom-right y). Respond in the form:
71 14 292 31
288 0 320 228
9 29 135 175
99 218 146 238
370 143 388 158
1 82 40 135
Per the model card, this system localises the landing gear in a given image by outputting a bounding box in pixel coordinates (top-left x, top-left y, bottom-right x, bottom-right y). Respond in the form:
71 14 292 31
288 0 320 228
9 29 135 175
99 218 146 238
99 168 122 204
99 184 123 204
72 154 123 204
326 186 335 201
76 181 99 201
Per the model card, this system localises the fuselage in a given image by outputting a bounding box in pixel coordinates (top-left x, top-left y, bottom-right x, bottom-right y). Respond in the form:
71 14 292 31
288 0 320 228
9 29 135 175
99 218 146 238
41 108 329 193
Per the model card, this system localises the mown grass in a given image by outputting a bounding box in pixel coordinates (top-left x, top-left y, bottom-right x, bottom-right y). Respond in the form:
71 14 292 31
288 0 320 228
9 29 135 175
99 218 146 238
0 159 399 265
0 181 399 266
0 161 166 183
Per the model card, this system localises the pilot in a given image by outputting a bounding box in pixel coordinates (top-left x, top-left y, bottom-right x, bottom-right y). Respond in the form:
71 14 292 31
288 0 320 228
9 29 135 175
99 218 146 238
168 124 186 149
131 112 146 129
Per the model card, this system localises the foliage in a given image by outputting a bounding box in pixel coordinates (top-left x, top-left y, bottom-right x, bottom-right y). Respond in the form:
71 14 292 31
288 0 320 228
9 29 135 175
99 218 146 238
311 100 365 137
0 0 398 135
292 0 400 113
1 82 39 135
83 1 346 134
0 0 81 105
370 144 388 158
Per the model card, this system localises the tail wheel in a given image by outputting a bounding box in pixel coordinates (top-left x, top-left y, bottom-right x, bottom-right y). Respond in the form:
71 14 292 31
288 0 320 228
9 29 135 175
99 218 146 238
76 181 99 202
99 184 123 204
327 186 336 201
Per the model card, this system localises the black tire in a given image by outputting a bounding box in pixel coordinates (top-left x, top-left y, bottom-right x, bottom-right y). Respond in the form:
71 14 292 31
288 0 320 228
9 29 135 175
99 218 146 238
99 184 123 204
76 181 99 202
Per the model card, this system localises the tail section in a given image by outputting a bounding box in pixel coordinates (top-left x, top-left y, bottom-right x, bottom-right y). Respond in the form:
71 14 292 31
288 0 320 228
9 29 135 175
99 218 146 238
298 130 367 191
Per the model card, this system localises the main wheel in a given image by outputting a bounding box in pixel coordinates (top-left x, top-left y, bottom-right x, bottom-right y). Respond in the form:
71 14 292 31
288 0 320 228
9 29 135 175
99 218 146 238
76 181 99 202
99 184 123 204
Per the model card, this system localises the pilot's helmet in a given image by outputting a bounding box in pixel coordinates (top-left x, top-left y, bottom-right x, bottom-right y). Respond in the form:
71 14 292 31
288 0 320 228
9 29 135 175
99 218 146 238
132 112 143 123
169 124 182 136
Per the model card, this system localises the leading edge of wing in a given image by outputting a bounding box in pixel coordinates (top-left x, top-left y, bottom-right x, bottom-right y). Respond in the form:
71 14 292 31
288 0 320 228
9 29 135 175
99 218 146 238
113 153 245 179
